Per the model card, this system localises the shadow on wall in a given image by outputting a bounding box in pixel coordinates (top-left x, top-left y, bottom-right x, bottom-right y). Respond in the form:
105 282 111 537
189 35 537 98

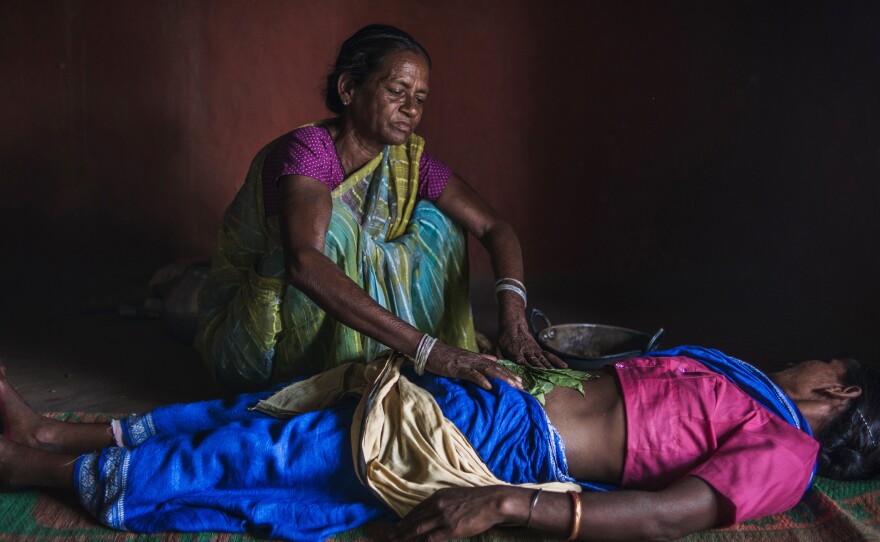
0 109 191 302
502 2 880 365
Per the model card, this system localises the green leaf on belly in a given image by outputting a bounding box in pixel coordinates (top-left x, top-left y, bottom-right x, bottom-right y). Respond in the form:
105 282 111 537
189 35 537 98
496 360 599 405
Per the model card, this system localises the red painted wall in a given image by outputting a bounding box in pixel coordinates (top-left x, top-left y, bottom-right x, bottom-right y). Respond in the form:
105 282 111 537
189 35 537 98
2 1 562 264
2 1 878 360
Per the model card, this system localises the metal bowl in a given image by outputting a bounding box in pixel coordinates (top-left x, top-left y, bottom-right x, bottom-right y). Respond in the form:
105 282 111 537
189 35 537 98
529 309 664 370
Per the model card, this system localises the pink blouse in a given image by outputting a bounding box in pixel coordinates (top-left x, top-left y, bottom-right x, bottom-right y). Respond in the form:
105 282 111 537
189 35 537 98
614 356 819 524
261 125 452 216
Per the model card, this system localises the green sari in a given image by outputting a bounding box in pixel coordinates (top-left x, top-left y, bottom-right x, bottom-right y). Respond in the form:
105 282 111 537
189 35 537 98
196 131 477 390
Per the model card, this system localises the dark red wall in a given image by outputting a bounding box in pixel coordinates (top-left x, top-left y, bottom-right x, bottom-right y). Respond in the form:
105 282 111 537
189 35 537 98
2 1 878 362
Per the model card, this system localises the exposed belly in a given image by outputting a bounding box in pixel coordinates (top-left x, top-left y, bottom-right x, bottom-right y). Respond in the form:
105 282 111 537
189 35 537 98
541 369 627 483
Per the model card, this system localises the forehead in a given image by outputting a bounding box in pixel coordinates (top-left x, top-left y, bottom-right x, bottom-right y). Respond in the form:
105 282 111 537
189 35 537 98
371 51 430 87
794 358 853 375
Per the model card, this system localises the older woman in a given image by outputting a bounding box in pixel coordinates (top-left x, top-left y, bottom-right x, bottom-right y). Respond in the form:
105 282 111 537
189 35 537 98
0 347 878 541
196 24 556 391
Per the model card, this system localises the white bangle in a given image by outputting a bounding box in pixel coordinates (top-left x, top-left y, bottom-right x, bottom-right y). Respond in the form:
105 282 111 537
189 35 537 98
494 277 526 291
414 333 437 376
495 284 527 306
110 419 125 447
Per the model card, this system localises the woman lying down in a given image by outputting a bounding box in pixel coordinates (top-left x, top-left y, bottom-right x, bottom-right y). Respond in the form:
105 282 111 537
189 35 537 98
1 346 878 541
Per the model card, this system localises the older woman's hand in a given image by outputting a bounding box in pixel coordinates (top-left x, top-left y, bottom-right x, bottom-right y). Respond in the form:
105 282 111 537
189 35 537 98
425 343 522 391
498 326 567 369
392 486 525 542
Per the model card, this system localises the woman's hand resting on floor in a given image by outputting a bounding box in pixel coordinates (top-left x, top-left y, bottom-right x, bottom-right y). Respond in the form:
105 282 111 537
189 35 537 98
392 486 527 542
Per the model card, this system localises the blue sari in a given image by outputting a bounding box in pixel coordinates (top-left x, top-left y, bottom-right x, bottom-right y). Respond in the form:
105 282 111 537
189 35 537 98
74 372 570 541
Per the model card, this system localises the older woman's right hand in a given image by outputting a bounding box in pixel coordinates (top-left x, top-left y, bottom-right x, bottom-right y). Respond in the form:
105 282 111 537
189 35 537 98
425 343 522 391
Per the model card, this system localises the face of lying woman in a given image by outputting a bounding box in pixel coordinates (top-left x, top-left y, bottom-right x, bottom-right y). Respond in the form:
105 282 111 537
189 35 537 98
345 50 430 147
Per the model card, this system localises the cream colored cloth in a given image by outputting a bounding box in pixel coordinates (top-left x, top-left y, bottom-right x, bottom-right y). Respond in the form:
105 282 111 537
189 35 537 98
254 353 580 516
251 362 368 417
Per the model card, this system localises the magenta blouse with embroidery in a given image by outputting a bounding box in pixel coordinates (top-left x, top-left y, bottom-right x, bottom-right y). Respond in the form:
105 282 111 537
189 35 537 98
261 125 453 217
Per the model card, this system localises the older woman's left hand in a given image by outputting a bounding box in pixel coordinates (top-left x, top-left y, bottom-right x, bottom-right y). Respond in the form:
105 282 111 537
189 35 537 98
498 325 567 369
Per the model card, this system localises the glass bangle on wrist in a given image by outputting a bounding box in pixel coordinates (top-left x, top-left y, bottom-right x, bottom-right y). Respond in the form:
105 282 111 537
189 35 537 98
413 333 437 375
494 277 527 306
494 277 526 290
567 491 582 540
525 488 543 529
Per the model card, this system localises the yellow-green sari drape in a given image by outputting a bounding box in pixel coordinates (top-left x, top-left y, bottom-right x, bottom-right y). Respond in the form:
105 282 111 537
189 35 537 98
196 131 477 391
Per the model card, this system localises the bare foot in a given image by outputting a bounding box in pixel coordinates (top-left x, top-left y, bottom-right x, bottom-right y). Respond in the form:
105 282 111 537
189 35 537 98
0 435 27 489
0 360 60 450
0 434 77 490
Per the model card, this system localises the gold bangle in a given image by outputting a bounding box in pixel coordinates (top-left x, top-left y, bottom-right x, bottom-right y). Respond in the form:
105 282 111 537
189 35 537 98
567 491 582 540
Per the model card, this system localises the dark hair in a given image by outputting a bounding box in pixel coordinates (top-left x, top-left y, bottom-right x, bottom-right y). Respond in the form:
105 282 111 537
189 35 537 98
816 359 880 480
325 24 432 115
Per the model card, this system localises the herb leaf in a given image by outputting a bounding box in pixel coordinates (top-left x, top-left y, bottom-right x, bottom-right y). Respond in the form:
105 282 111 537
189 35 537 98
496 359 597 402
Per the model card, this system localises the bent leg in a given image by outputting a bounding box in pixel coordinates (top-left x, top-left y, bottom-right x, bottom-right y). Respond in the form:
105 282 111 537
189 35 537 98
194 147 287 392
396 201 476 350
197 269 286 391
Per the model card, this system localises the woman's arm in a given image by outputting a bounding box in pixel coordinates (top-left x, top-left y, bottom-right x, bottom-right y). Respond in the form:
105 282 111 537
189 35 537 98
434 175 565 368
277 174 522 390
393 477 721 542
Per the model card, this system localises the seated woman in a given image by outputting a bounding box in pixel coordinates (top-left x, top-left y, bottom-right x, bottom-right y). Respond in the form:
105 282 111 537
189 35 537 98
196 24 556 391
1 346 877 541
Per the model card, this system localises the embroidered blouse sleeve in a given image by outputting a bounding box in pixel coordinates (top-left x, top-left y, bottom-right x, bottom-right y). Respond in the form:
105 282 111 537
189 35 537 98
417 150 453 201
262 126 344 216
